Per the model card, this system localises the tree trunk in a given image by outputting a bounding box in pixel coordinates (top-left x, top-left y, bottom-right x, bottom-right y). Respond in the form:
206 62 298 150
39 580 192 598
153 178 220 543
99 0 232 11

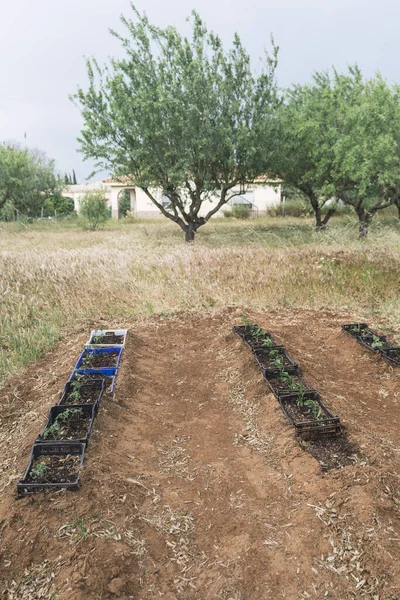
184 223 196 243
309 195 323 229
356 206 371 238
395 198 400 219
308 195 336 230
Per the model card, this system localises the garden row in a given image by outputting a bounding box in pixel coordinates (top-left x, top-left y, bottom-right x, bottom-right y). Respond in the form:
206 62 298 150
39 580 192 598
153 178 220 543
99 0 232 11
233 323 341 439
17 329 128 497
342 323 400 366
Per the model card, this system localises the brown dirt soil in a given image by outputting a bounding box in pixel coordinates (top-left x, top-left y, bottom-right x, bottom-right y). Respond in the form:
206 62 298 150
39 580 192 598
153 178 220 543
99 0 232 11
0 308 400 599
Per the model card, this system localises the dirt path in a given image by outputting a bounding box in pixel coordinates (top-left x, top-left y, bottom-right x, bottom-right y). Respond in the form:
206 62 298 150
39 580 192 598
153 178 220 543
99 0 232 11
0 309 399 599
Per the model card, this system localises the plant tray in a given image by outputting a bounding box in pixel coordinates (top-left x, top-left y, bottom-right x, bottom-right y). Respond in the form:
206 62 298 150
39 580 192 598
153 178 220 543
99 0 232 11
74 347 122 371
69 370 116 394
264 369 312 399
380 347 400 366
232 325 276 351
36 403 95 446
17 442 85 497
279 391 341 439
342 323 390 352
85 329 127 348
59 380 104 414
253 346 298 373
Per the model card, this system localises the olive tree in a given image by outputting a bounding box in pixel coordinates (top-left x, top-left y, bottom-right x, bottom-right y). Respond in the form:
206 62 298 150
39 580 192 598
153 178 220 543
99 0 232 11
72 4 280 242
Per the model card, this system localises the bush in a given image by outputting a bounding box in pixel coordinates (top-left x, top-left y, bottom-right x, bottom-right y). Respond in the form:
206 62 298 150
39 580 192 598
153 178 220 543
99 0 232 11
79 191 110 230
231 205 251 219
266 200 313 218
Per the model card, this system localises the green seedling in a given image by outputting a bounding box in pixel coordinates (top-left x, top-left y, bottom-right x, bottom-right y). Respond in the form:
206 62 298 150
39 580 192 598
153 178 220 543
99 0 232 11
43 408 84 439
30 463 48 479
297 395 322 419
68 380 82 402
241 314 272 345
81 353 94 368
350 325 361 334
271 357 284 368
371 335 384 350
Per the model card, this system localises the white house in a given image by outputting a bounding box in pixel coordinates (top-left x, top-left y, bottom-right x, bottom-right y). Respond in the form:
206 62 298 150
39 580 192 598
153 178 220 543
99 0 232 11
62 176 282 219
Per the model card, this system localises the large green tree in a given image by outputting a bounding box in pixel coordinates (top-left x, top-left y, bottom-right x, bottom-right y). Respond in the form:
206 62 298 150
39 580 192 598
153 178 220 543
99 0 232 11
0 143 63 220
277 73 339 230
326 70 400 237
72 4 280 241
278 67 400 235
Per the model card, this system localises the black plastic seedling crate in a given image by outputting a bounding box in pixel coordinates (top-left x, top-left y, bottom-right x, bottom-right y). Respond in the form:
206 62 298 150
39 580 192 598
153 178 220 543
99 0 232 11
342 323 390 352
232 325 276 351
36 404 95 447
264 368 312 400
59 380 104 414
342 323 370 338
380 347 400 366
17 442 85 497
279 391 341 439
253 346 298 374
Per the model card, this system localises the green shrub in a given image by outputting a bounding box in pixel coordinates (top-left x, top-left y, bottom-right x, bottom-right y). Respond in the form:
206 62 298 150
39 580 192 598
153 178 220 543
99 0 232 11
231 205 251 219
79 191 110 230
266 200 312 218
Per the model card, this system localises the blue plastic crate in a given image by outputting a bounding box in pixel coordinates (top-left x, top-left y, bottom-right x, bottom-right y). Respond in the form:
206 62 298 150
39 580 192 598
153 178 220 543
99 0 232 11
74 347 122 373
69 369 117 394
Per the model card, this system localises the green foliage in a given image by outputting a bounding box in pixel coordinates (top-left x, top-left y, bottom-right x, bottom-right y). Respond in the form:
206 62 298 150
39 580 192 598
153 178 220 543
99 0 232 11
278 67 400 235
72 5 280 241
231 205 251 219
266 199 312 218
30 462 49 479
68 380 83 402
43 408 84 440
370 335 384 350
0 143 63 220
79 191 110 230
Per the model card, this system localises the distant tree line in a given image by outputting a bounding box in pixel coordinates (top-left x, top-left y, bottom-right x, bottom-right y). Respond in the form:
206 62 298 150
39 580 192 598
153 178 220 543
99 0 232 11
72 5 400 240
0 143 75 221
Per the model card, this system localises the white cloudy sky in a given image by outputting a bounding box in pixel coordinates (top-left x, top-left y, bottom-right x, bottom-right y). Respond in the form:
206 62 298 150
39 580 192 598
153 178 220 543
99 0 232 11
1 0 399 182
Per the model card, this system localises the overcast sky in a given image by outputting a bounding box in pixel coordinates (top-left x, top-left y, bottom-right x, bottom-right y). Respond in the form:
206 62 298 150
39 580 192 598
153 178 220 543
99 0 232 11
1 0 399 182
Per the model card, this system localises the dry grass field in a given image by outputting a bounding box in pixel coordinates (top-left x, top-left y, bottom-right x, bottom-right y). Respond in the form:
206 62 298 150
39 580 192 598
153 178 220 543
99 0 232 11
1 216 399 386
0 216 399 599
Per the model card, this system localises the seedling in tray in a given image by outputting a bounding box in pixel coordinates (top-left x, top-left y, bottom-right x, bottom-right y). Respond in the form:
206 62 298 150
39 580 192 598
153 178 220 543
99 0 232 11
265 368 312 399
232 316 275 350
37 405 95 446
75 347 122 372
17 443 85 496
381 347 400 366
342 323 390 352
253 347 297 372
279 392 341 439
70 370 116 394
59 380 104 412
86 328 127 347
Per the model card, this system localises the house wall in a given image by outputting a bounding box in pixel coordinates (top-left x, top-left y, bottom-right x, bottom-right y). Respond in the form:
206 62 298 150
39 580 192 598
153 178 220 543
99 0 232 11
62 182 111 213
64 180 282 219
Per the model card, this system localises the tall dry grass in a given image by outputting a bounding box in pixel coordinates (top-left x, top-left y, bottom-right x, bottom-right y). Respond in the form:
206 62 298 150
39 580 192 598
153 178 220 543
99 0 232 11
0 216 399 385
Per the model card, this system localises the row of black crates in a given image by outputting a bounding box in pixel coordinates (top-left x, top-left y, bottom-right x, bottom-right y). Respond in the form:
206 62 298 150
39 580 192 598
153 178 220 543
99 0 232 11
233 325 341 440
17 331 127 497
342 323 400 366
